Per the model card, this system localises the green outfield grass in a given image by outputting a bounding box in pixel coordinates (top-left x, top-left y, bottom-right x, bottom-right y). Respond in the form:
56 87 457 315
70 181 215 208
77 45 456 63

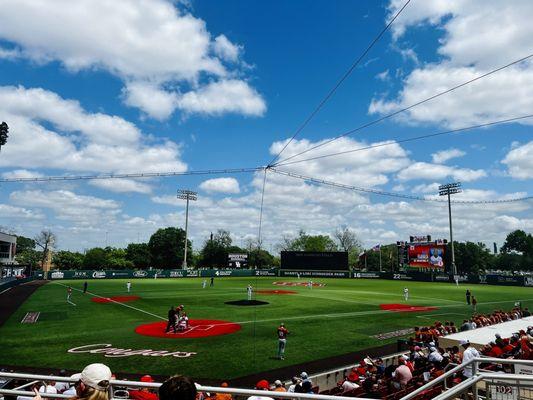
1 278 531 381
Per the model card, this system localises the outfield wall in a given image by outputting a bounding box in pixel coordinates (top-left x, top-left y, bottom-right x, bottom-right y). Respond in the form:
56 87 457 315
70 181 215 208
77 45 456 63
33 268 533 287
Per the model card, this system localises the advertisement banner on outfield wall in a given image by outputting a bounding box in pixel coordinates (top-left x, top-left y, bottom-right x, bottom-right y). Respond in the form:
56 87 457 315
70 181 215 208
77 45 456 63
280 270 350 278
352 272 381 279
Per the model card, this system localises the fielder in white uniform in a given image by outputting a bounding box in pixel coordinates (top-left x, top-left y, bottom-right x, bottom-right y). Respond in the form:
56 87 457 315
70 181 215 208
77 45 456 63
126 281 131 293
247 284 253 301
202 279 207 289
404 287 409 301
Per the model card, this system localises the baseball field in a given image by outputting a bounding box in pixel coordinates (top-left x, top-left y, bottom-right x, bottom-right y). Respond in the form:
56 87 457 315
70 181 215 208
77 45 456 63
1 277 531 382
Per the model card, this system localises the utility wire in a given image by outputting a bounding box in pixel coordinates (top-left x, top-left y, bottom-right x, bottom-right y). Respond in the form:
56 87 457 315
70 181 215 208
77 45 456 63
272 52 533 167
270 168 533 204
267 0 413 167
273 114 533 167
0 167 264 183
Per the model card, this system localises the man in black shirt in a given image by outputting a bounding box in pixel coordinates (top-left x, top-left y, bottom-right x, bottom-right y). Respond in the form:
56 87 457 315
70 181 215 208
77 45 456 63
83 281 88 294
166 306 176 333
465 289 471 305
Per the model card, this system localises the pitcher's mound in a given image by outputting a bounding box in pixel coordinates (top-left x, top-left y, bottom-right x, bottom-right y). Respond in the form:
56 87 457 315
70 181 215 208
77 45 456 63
225 300 269 306
92 295 140 303
380 303 437 312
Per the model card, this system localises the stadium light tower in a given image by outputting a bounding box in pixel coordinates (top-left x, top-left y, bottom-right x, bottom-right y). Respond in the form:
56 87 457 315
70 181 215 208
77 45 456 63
177 189 197 269
438 182 462 276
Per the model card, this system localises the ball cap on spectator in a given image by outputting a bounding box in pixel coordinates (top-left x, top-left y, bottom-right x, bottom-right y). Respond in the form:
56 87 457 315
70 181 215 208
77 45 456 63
460 339 470 346
80 363 112 390
300 372 308 379
140 375 154 383
255 380 269 390
274 380 282 386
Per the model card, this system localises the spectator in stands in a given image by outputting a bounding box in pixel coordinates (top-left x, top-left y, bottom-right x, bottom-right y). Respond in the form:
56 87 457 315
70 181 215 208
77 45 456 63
159 376 197 400
273 381 286 392
17 382 40 400
299 372 311 387
55 370 69 393
461 340 480 378
392 358 412 389
129 375 158 400
460 319 471 332
287 377 300 393
247 380 274 400
341 371 360 393
214 382 232 400
523 308 531 317
361 378 381 399
428 347 443 364
39 379 58 395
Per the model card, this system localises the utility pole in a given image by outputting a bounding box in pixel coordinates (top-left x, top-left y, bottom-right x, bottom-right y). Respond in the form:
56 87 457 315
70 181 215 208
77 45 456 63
177 189 197 269
438 182 462 276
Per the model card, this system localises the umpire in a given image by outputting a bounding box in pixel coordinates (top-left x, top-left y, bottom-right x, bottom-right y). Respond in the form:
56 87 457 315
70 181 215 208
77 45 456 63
166 306 176 333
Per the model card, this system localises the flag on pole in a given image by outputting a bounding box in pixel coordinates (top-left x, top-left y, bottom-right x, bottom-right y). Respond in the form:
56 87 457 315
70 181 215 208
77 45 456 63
371 244 381 252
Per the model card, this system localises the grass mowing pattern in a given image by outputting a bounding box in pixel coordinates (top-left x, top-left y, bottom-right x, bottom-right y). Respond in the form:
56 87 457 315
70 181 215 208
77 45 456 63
1 277 531 381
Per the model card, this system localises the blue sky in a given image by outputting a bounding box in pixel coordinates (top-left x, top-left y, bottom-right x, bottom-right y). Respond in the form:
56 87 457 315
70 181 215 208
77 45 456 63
0 0 531 252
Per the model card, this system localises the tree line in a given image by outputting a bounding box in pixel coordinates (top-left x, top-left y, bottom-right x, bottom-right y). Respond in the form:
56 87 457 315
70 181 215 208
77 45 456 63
12 227 533 273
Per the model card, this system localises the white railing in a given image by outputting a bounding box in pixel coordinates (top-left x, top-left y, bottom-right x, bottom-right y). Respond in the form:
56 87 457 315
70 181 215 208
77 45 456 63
2 358 533 400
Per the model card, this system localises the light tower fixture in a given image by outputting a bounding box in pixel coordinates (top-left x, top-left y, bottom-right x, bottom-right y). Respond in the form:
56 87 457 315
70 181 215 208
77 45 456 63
438 182 462 276
177 189 197 269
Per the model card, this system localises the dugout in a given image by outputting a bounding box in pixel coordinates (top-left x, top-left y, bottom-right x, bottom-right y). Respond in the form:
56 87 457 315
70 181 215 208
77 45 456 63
281 251 348 270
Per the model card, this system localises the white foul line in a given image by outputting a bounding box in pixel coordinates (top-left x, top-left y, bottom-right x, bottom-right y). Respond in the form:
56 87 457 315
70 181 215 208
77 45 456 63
54 282 166 321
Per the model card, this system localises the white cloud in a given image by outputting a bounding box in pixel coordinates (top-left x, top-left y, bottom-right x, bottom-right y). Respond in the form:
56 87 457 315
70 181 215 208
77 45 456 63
431 148 466 164
89 179 152 194
1 169 44 179
0 85 188 174
10 189 120 224
502 140 533 179
122 82 179 121
374 1 533 127
376 70 390 82
0 203 44 220
0 0 265 119
397 162 486 182
213 35 241 62
412 182 441 193
199 177 240 194
177 80 266 116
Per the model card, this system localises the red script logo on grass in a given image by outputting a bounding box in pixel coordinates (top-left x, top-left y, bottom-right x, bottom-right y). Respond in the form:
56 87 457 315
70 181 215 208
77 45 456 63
135 319 241 339
272 281 325 287
380 303 438 313
91 295 140 303
256 290 297 295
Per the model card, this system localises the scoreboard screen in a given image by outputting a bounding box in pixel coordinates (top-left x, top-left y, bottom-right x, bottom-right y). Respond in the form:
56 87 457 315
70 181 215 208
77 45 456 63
281 251 348 270
227 253 248 268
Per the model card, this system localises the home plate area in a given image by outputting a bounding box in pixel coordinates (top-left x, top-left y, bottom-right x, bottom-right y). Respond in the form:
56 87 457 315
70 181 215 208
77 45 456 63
135 319 241 338
380 303 438 313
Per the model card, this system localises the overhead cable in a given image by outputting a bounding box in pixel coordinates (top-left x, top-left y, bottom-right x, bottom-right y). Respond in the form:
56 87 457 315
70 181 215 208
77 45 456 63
267 0 413 167
272 52 533 166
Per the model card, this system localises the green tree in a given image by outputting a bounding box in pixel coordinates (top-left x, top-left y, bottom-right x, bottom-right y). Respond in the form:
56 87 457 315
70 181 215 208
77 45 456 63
16 236 36 253
53 250 84 270
278 230 338 252
106 247 133 269
16 249 42 267
83 247 108 269
249 248 274 268
148 227 191 269
501 230 533 256
125 243 151 269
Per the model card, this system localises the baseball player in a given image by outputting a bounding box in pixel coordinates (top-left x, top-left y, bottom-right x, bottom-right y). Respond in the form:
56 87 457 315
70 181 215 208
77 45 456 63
247 284 253 301
202 279 207 289
277 323 289 360
126 281 131 293
177 313 189 332
67 286 72 302
404 287 409 301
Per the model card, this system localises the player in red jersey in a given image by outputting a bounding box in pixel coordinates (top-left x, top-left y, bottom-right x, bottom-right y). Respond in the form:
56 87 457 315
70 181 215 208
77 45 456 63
277 323 289 360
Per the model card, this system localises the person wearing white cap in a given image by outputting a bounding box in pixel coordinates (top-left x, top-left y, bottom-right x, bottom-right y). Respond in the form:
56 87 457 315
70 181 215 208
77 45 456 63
460 340 480 378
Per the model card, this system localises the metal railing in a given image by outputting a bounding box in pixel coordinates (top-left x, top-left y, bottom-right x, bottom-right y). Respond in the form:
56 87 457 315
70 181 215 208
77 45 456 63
1 358 533 400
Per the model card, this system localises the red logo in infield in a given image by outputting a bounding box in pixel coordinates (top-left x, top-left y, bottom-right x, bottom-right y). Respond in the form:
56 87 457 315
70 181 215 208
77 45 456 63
380 303 438 313
91 296 141 303
135 319 241 339
256 290 297 295
272 281 325 287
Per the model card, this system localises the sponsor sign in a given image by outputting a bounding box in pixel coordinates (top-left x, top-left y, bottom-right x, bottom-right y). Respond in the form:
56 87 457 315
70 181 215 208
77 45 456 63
353 272 380 279
280 270 349 278
68 343 196 358
73 271 88 278
434 275 450 282
214 270 233 277
524 277 533 287
409 235 431 243
92 271 106 279
50 271 65 279
21 312 40 324
133 270 148 278
392 273 413 280
186 270 199 277
281 251 348 271
111 272 130 277
169 270 186 278
255 269 277 276
372 328 414 340
228 253 248 269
